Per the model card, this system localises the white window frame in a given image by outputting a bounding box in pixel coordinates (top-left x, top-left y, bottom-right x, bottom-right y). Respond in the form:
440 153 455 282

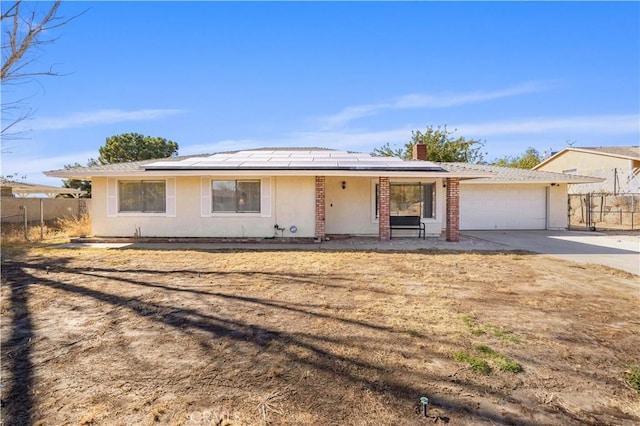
201 177 271 218
107 178 176 217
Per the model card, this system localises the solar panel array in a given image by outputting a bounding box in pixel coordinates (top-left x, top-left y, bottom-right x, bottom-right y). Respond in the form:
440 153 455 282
144 150 445 171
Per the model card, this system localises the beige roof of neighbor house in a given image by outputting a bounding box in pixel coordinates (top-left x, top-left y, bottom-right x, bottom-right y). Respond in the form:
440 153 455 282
585 146 640 159
533 146 640 170
0 179 86 198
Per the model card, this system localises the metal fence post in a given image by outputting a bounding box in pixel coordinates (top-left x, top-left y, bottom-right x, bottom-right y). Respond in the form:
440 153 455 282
19 205 28 241
40 198 44 240
585 193 591 231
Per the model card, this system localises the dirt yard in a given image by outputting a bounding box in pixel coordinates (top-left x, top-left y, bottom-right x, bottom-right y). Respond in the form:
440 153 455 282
2 246 639 425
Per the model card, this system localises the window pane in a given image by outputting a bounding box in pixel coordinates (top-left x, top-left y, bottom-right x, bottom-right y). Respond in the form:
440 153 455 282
237 181 260 212
390 184 422 216
143 181 166 212
423 183 435 218
119 181 143 212
118 181 166 212
212 181 237 212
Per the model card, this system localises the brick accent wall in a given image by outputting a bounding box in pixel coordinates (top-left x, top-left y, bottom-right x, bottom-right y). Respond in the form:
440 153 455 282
315 176 326 239
446 177 460 242
378 177 390 241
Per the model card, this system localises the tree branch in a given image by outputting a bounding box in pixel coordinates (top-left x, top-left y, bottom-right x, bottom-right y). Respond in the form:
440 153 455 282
1 1 62 80
1 1 85 144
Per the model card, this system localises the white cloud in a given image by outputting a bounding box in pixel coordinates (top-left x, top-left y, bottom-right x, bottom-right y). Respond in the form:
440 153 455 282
18 108 186 131
4 150 98 186
454 114 640 136
184 113 639 155
288 128 414 150
318 81 555 129
181 129 417 155
180 139 266 156
180 128 416 156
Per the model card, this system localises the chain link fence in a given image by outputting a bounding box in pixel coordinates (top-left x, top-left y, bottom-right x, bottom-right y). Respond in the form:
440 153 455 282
1 198 90 241
568 193 639 231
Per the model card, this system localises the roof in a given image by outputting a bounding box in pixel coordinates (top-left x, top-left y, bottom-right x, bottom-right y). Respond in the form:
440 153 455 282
1 179 86 198
439 163 602 184
583 146 640 159
534 146 640 170
43 148 601 184
44 149 492 179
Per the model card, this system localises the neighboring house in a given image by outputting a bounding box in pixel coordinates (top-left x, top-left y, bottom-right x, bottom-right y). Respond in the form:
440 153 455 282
1 179 86 198
533 146 640 194
44 147 598 240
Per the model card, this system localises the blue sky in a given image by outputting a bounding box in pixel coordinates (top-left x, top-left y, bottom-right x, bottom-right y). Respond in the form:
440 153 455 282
2 1 639 186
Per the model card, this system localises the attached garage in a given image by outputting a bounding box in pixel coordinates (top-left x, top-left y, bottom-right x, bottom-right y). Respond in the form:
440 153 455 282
459 184 547 230
440 162 601 232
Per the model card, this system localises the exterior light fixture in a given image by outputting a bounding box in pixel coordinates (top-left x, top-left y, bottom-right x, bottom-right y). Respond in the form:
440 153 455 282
341 181 346 189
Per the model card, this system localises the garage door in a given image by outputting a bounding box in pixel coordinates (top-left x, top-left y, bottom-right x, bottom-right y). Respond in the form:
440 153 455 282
460 184 547 230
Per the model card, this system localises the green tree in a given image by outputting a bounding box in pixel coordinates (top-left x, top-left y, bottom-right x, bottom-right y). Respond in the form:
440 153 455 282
491 147 542 169
372 125 485 163
97 133 179 164
61 160 96 197
62 134 179 195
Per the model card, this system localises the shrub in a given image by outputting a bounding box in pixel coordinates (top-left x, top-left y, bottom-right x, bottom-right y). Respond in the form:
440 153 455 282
475 344 523 373
454 351 491 375
624 365 640 393
1 214 91 245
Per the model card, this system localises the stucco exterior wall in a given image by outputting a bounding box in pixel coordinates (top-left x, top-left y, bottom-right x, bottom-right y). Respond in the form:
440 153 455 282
538 151 629 173
547 183 568 230
323 177 444 237
424 178 445 236
92 176 317 238
88 174 566 237
273 176 316 238
91 177 108 235
325 176 378 235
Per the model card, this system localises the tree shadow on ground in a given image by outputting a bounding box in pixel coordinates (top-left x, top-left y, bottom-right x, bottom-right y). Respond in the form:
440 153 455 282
2 252 599 425
1 264 36 426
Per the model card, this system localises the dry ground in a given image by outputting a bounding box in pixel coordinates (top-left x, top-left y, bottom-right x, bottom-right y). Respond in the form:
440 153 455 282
1 246 639 425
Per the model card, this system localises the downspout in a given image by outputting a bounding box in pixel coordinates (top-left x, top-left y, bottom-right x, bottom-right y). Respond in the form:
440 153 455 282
272 177 278 236
545 186 549 230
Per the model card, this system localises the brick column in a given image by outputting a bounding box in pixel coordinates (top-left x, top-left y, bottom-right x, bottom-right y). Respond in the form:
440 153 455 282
315 176 326 239
379 177 390 241
446 178 460 242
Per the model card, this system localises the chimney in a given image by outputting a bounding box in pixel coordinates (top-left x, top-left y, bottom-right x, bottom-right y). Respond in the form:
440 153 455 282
412 142 427 161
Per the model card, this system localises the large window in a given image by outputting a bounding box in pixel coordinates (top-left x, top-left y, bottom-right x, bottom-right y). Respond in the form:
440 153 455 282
212 180 260 213
376 182 435 218
118 180 166 213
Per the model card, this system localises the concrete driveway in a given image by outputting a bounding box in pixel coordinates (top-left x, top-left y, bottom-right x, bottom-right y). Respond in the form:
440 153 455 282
462 230 640 276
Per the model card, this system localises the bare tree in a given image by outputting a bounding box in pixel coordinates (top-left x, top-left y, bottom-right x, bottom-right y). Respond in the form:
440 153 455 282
1 1 80 142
